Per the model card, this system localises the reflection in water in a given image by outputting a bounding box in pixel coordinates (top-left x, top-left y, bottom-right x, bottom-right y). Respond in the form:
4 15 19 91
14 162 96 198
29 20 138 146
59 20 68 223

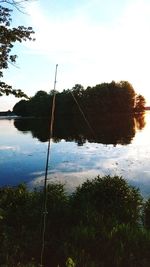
1 112 150 197
134 113 146 130
14 113 146 146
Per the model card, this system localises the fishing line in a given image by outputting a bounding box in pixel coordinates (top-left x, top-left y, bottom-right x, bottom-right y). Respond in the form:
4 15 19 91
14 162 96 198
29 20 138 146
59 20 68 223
70 91 97 139
40 64 58 267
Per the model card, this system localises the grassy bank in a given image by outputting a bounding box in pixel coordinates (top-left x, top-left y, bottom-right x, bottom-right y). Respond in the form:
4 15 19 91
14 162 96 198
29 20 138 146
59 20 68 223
0 175 150 267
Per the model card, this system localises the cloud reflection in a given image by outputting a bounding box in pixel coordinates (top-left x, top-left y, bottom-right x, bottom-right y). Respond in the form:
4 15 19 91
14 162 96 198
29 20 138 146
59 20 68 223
0 145 19 151
28 138 150 198
29 169 103 194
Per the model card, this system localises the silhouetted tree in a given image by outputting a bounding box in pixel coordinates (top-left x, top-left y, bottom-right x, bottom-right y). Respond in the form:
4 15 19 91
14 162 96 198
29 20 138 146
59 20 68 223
13 81 146 117
135 94 146 112
27 91 51 117
0 0 34 97
13 99 29 116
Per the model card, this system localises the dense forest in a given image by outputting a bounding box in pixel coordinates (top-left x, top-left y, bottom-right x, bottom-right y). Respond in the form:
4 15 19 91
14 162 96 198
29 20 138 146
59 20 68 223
13 81 146 117
1 176 150 267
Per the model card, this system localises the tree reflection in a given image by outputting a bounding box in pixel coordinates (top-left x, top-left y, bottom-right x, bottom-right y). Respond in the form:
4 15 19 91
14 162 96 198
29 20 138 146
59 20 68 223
134 113 146 130
14 112 146 146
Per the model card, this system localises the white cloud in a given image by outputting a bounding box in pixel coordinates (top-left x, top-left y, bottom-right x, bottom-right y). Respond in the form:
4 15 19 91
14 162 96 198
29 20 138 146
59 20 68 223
2 0 150 110
25 1 150 92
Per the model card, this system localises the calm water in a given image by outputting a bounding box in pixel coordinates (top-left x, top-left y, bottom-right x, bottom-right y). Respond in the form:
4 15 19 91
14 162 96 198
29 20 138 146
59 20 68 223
0 112 150 197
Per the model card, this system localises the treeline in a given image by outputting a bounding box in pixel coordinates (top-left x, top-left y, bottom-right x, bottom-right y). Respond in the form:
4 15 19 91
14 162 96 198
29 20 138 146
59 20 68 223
13 81 146 117
1 176 150 266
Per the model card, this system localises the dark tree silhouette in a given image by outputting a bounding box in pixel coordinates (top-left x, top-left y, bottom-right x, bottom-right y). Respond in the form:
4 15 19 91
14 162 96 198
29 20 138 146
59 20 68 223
135 94 146 112
13 81 146 117
0 0 34 98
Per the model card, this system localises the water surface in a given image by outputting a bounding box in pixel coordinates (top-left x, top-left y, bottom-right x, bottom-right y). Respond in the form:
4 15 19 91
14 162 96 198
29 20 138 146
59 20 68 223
0 112 150 197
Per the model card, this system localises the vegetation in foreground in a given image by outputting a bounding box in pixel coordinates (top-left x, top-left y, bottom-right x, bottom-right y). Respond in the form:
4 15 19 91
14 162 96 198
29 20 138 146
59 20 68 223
0 175 150 267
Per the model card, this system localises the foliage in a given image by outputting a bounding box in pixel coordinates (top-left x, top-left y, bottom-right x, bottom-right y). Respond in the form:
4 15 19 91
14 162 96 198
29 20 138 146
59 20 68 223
0 176 150 266
135 94 146 112
13 81 146 118
0 182 68 266
71 175 142 227
66 257 76 267
0 0 34 97
143 198 150 229
13 91 51 116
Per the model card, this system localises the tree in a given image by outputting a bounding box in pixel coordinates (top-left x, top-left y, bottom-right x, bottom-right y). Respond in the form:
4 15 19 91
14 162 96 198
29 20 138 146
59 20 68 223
72 84 84 97
28 90 51 117
0 0 34 98
135 94 146 112
13 99 29 116
143 198 150 229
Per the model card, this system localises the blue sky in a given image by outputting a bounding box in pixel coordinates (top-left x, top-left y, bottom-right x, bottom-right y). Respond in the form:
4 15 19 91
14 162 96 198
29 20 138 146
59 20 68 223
1 0 150 110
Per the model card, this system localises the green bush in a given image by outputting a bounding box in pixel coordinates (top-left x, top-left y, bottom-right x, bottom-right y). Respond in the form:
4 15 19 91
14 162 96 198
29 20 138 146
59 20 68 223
71 175 142 227
0 176 150 267
143 198 150 229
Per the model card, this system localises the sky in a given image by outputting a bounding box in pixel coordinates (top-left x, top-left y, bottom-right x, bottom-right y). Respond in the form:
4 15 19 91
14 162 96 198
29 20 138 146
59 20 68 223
1 0 150 110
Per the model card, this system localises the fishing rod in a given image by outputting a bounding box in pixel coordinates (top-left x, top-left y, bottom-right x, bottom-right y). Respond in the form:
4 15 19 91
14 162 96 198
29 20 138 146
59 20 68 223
40 64 58 267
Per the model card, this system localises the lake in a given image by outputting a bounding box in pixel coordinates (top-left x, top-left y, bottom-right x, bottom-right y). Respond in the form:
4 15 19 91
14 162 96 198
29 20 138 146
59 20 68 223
0 111 150 197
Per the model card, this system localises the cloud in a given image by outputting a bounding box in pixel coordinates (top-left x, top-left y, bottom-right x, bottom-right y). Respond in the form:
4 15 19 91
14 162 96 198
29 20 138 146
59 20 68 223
3 0 150 109
25 1 150 89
